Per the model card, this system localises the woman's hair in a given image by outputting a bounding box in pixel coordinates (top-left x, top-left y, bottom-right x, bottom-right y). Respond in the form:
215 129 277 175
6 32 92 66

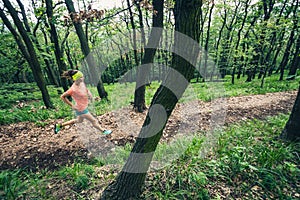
61 69 79 79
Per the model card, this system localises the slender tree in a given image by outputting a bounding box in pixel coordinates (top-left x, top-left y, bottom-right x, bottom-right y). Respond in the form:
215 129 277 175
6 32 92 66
45 0 69 91
212 1 227 80
260 0 290 86
203 1 214 82
17 0 58 86
218 0 241 79
125 0 139 68
133 0 164 112
65 0 108 98
279 0 298 81
231 0 249 84
287 35 300 80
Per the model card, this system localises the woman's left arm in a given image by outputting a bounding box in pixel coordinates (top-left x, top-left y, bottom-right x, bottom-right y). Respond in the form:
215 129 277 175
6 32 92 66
87 89 94 101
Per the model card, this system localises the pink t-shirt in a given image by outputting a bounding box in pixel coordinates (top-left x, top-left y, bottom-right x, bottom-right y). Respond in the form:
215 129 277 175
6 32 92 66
66 83 89 112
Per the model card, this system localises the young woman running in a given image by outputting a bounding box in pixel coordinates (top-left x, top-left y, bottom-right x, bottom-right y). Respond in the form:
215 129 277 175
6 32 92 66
54 69 111 135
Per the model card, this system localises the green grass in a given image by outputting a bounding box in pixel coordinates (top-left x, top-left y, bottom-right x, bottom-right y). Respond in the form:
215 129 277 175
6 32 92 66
56 163 96 191
141 114 300 199
191 73 299 101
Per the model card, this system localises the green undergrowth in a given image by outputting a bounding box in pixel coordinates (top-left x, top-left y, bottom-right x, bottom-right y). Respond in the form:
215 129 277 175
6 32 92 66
141 114 299 199
1 114 299 199
0 72 299 125
191 73 299 101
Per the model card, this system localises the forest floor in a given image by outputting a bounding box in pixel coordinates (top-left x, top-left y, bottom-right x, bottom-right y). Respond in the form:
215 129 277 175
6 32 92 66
0 90 297 172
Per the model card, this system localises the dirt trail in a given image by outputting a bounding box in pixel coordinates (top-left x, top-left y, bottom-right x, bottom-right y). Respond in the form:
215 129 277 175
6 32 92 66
0 91 297 171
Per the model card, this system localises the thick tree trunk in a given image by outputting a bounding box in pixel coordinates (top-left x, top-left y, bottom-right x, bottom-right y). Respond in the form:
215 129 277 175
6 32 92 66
100 0 202 199
281 85 300 141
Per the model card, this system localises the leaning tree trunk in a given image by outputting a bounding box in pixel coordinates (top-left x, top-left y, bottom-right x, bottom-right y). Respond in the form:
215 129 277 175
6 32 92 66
65 0 107 98
100 0 202 199
280 85 300 141
133 0 164 112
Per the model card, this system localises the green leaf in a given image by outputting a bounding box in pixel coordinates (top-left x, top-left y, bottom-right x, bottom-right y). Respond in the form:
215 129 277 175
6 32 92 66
249 165 259 171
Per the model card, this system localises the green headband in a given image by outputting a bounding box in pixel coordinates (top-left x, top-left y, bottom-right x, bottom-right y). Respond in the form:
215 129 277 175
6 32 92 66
72 71 83 81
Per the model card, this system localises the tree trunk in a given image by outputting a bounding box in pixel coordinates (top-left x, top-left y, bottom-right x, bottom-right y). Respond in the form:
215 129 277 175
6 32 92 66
133 0 164 112
40 28 59 86
279 0 298 81
203 2 214 82
279 29 295 81
250 1 274 82
231 0 249 84
213 1 226 80
1 0 54 109
126 0 140 68
45 0 68 91
100 0 202 199
270 31 286 75
287 35 300 80
219 0 240 79
280 85 300 141
65 0 107 98
65 40 76 69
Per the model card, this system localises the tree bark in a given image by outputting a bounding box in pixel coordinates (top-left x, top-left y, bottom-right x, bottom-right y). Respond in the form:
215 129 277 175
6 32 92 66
279 0 298 81
133 0 164 112
219 0 240 79
203 2 214 82
250 0 274 82
281 85 300 141
231 0 249 84
287 35 300 80
45 0 69 91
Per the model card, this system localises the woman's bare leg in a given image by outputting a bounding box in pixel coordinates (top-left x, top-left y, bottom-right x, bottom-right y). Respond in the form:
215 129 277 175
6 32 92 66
82 113 104 131
61 118 77 127
61 115 84 127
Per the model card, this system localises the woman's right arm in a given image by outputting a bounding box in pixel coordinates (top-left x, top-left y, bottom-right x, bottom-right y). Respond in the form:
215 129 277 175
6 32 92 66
60 92 74 108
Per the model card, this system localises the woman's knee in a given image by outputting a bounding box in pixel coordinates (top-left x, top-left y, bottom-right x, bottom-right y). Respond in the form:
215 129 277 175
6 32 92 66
77 117 84 123
91 119 98 126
